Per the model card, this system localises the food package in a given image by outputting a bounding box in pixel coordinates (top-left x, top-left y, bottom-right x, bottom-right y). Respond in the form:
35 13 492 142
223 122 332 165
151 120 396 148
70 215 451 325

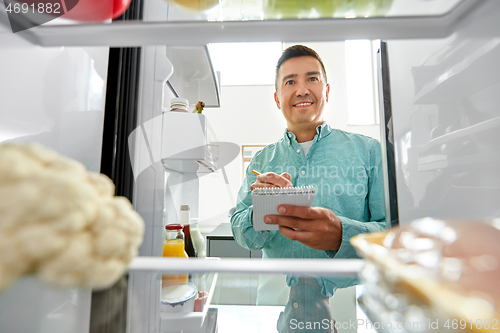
351 218 500 333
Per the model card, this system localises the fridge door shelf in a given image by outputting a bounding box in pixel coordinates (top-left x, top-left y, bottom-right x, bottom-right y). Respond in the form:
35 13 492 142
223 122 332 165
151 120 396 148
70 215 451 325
413 39 500 104
160 272 219 333
161 112 218 174
128 257 364 332
165 45 220 109
416 117 500 171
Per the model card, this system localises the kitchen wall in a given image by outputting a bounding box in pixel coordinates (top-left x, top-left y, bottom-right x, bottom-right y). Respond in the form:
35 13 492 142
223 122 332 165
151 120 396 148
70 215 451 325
198 41 382 232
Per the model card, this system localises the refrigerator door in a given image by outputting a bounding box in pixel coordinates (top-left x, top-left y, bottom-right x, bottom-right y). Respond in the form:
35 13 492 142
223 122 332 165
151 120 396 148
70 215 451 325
0 16 109 333
0 25 109 172
387 1 500 223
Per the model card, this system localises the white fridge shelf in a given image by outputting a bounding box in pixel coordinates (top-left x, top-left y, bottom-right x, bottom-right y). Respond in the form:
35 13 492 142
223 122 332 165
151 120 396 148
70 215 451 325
160 272 219 332
0 0 484 47
128 257 365 332
127 256 365 276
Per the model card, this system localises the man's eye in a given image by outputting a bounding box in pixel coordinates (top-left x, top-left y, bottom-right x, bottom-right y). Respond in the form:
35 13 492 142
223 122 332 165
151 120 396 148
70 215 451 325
285 80 294 85
309 77 318 81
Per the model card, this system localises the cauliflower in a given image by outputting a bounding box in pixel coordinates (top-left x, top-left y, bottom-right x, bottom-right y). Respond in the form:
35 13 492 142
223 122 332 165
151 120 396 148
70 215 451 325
0 143 144 293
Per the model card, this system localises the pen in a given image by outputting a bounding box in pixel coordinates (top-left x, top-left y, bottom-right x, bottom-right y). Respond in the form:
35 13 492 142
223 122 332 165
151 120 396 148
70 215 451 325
252 170 261 176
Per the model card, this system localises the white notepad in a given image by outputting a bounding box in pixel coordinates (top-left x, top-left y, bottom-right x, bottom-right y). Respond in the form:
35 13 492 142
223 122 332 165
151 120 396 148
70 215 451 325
252 186 317 231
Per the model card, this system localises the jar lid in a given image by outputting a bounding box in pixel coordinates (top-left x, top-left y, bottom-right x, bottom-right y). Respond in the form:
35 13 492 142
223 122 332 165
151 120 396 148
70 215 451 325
170 97 189 107
165 224 183 230
161 282 197 304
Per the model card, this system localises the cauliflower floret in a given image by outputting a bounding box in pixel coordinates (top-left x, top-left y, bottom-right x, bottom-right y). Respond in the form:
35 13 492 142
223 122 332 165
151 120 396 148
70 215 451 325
0 143 145 293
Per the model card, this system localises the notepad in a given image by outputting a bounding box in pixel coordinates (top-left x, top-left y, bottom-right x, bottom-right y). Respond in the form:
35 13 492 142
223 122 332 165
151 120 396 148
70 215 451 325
252 186 317 231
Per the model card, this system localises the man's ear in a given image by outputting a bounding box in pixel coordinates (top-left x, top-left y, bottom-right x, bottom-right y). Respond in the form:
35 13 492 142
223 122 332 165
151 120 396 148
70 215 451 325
325 83 330 102
274 92 281 109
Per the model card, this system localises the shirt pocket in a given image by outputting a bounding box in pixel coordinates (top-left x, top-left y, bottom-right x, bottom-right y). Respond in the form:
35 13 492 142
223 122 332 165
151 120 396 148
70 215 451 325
316 166 369 218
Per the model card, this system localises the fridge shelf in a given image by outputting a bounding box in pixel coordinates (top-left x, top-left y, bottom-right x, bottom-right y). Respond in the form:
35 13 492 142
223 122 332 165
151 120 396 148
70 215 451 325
0 0 483 47
415 116 500 171
417 116 500 153
413 39 500 104
417 150 500 172
128 257 364 332
127 256 365 276
160 272 219 332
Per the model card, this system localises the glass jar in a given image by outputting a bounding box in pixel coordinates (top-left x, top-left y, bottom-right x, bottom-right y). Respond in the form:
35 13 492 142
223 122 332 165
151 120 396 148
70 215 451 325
162 224 189 286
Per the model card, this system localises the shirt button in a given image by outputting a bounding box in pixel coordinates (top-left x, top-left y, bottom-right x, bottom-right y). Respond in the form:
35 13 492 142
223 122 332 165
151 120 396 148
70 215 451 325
301 170 305 175
288 133 292 137
296 149 300 153
293 302 299 308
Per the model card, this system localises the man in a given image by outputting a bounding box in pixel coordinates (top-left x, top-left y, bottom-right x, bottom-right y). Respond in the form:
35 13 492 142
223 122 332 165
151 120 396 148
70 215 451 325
231 45 388 332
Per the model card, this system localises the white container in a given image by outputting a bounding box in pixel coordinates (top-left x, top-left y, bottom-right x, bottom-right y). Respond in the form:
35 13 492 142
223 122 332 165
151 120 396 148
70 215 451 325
179 205 190 226
190 218 206 258
169 97 189 112
161 282 197 313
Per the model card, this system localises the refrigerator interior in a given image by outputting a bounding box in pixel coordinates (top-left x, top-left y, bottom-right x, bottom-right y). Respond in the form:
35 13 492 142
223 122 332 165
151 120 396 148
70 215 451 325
1 0 499 332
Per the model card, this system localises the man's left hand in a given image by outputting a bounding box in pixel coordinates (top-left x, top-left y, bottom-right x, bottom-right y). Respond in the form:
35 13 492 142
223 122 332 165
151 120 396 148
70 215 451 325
264 205 343 251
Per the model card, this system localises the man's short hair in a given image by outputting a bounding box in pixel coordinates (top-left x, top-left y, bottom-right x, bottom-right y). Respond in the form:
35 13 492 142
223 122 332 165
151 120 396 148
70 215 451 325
275 45 328 91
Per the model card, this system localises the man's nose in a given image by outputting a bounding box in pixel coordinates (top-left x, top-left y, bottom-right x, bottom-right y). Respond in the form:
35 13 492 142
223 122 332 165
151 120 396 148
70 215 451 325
295 82 309 96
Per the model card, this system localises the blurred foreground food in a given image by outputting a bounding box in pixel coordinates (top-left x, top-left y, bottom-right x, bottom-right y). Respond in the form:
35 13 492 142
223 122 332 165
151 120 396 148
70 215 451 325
0 143 144 293
351 218 500 332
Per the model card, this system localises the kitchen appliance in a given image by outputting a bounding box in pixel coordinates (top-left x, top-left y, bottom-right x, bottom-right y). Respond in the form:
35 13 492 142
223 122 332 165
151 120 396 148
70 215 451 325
1 0 499 332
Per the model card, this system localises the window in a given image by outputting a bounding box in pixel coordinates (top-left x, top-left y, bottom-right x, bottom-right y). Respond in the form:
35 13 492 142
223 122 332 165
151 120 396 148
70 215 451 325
241 145 266 179
208 42 283 86
345 39 380 125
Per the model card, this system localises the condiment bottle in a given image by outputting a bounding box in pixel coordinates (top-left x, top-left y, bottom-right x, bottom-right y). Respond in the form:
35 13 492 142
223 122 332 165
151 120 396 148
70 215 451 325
190 218 206 258
162 224 189 286
180 205 196 257
170 97 189 112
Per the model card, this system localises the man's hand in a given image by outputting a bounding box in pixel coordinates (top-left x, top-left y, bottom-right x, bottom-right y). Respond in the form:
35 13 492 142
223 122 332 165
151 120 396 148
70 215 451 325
264 205 343 251
250 172 292 191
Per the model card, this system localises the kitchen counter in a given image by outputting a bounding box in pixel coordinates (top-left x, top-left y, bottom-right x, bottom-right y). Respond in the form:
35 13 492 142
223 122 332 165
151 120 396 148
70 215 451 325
206 223 262 259
206 223 234 241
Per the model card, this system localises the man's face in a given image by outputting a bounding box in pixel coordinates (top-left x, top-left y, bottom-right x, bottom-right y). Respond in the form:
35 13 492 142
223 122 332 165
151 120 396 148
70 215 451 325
274 56 330 131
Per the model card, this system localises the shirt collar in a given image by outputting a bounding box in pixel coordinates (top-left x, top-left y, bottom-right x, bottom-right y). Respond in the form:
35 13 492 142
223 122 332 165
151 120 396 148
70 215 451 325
284 121 332 144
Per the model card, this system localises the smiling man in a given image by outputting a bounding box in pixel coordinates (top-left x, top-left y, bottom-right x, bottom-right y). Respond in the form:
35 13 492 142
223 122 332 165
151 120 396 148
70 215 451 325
231 45 388 332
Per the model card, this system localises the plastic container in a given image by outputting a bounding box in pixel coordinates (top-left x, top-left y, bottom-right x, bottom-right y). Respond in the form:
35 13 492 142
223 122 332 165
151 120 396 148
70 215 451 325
162 224 189 286
170 97 189 112
351 218 500 332
190 218 206 258
161 282 197 313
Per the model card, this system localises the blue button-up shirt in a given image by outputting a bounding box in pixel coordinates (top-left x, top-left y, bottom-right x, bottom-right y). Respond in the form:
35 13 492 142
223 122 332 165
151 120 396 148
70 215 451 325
230 122 388 296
